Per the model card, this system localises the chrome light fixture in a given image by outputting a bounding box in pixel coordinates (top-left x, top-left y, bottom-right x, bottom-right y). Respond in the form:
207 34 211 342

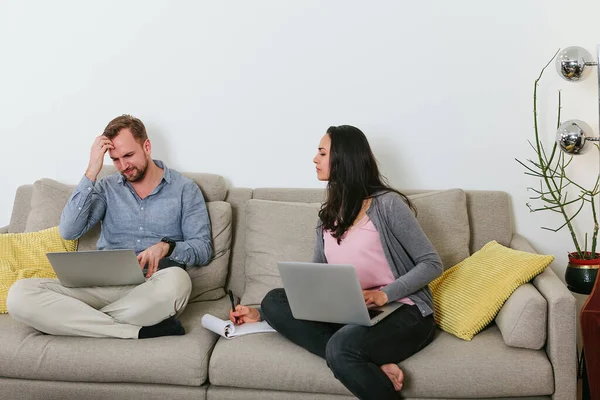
555 46 600 155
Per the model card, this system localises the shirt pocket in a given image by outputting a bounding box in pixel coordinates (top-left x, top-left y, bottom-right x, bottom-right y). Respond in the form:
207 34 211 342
148 199 182 237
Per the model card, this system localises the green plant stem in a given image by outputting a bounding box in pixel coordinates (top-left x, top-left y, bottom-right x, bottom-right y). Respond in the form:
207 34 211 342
532 53 583 258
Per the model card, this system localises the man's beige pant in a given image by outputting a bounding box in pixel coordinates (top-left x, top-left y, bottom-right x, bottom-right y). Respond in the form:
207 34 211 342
6 267 192 339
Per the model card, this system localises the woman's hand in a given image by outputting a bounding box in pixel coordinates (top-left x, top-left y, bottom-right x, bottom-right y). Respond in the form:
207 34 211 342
363 290 389 307
229 304 261 325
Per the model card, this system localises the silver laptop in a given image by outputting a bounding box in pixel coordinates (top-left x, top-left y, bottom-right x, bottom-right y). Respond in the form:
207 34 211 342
277 261 403 326
46 250 146 288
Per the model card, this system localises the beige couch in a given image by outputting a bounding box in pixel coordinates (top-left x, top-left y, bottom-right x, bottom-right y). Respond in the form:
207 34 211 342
0 170 576 400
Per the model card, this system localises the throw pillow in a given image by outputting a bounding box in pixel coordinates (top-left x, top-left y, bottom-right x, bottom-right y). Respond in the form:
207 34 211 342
0 226 78 313
495 282 547 349
429 240 553 340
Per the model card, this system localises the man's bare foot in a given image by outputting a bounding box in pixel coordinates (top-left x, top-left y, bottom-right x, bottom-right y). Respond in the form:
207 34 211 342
380 363 404 391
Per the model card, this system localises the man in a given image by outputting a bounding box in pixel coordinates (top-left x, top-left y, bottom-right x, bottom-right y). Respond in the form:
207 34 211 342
7 115 212 339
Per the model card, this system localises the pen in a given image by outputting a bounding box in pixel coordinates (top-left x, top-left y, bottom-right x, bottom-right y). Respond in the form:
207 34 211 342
228 289 237 323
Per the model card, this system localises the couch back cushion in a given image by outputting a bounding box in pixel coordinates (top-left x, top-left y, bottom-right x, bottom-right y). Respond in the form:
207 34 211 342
188 201 232 301
408 189 470 269
241 189 471 305
241 200 320 306
19 171 231 302
7 185 33 233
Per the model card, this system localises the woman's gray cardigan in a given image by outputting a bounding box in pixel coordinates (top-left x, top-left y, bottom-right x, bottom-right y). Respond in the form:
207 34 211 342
312 191 443 317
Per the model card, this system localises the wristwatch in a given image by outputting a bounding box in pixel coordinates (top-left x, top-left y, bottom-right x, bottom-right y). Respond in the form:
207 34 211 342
160 237 176 258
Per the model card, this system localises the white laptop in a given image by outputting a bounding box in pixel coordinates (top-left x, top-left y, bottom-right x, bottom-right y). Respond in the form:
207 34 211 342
46 249 146 288
277 261 403 326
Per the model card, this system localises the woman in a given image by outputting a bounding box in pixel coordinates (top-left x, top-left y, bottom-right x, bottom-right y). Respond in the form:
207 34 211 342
230 125 442 399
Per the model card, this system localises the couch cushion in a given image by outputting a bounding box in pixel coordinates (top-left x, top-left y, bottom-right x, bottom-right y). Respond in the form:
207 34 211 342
207 387 353 400
241 200 320 306
0 379 208 400
188 201 232 302
241 190 470 305
466 190 512 253
7 185 33 233
208 324 553 397
409 189 470 269
495 282 547 349
25 179 75 233
0 297 229 386
429 241 553 340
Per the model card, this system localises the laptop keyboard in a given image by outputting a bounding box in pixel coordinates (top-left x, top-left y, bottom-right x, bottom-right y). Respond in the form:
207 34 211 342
368 309 384 319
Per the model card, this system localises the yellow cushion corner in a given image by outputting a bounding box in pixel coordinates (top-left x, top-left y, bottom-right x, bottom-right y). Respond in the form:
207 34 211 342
0 226 78 313
429 240 553 341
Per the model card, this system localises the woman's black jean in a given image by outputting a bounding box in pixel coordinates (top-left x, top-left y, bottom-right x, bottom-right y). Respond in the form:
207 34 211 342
261 288 435 400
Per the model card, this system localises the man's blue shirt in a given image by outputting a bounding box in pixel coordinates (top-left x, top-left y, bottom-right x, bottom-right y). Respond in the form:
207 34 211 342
59 160 212 266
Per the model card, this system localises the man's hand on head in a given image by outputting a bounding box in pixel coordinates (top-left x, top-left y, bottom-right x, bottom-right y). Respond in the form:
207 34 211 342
86 135 114 181
137 242 170 278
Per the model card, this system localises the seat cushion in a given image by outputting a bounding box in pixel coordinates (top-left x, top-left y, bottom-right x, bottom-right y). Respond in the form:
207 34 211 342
0 297 229 386
208 324 553 398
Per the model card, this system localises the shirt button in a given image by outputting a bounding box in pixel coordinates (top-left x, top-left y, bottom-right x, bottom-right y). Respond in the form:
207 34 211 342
141 207 144 210
139 227 143 230
78 207 82 210
137 239 140 243
88 187 92 191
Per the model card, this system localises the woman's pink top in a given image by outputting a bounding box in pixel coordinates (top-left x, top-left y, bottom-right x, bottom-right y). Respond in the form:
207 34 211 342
323 215 415 305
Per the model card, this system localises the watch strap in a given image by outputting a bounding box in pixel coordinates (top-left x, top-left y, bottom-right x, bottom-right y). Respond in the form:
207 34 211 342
161 237 176 258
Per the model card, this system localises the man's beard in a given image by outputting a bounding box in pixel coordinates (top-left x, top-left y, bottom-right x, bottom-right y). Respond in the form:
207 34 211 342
121 160 148 182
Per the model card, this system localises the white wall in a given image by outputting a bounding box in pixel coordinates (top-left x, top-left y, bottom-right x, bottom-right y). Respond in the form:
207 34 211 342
2 0 600 284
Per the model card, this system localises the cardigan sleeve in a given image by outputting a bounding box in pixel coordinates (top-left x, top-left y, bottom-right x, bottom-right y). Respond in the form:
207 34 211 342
378 193 443 303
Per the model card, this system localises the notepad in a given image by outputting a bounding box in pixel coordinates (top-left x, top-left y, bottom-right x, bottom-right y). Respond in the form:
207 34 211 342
201 314 276 339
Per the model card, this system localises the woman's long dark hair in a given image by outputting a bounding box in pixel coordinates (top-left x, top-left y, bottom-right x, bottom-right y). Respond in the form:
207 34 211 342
319 125 416 243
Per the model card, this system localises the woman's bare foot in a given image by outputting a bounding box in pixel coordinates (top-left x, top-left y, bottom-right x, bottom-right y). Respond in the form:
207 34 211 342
380 363 404 391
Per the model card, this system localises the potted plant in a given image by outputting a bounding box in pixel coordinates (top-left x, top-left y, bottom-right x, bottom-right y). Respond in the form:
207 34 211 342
516 51 600 294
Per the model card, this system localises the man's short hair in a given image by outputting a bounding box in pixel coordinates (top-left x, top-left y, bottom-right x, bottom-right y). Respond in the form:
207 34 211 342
103 115 148 143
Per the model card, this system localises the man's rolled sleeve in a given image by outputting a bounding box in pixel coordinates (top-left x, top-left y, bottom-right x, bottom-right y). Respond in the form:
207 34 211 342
59 176 106 240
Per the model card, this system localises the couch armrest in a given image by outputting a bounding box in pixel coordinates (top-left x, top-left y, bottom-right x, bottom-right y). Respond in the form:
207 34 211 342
510 233 577 400
0 225 8 234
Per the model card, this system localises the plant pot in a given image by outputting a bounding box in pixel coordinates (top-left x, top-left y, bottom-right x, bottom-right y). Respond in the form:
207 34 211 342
565 252 600 295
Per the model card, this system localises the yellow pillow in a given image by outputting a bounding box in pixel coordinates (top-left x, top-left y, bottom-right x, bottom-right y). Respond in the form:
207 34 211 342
429 240 553 340
0 226 78 313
